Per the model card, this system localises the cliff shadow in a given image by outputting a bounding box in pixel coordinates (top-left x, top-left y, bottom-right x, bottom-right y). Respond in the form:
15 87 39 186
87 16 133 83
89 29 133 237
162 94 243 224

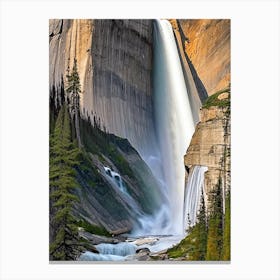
176 20 208 103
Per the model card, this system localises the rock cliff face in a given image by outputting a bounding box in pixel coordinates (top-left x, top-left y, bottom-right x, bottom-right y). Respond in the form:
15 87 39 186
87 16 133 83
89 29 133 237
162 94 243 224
184 98 230 212
176 19 230 96
49 19 155 156
72 121 162 235
49 19 94 110
91 20 155 156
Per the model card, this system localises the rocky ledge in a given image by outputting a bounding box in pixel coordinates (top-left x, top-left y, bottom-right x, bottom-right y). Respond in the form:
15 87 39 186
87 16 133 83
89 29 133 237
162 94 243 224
184 89 230 211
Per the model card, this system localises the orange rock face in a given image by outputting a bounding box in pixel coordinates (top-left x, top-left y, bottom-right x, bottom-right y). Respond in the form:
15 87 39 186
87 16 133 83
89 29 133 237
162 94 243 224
178 19 230 95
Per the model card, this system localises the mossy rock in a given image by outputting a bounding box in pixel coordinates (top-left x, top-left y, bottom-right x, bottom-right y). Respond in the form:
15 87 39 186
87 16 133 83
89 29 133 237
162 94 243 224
202 87 230 109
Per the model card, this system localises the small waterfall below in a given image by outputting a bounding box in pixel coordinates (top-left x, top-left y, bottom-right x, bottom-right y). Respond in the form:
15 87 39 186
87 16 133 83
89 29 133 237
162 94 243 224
95 242 137 256
184 166 208 229
102 166 144 218
79 251 126 261
103 166 128 193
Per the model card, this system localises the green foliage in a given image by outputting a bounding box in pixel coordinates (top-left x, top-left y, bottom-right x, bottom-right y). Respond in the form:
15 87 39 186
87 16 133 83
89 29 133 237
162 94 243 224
206 178 224 260
222 190 231 260
168 179 230 261
77 150 104 186
79 116 134 178
168 193 208 260
202 87 230 109
107 144 133 177
76 219 111 237
192 193 208 260
66 58 81 108
167 235 193 259
49 105 82 260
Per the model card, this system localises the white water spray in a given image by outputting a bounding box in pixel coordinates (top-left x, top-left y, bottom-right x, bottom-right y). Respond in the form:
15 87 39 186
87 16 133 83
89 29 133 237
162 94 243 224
152 19 195 235
184 166 208 229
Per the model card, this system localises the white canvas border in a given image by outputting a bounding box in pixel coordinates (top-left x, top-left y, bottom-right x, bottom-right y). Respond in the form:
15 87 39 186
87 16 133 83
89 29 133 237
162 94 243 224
0 0 279 279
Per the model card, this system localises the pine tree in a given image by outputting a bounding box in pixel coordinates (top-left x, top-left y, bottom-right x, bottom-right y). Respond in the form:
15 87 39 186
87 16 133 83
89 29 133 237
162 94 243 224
49 105 81 260
222 189 231 260
192 191 208 260
66 58 82 147
206 178 224 260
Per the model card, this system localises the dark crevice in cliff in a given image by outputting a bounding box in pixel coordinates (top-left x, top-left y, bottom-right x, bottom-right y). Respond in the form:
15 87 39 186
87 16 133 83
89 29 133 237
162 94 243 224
176 20 208 103
49 20 64 42
59 19 64 35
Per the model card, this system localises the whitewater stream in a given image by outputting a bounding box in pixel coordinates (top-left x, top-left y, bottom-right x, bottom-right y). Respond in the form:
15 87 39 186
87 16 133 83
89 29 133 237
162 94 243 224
79 164 207 261
79 235 184 261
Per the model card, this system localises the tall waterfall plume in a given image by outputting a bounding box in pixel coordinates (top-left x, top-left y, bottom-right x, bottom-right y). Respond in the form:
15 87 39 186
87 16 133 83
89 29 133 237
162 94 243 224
152 19 196 235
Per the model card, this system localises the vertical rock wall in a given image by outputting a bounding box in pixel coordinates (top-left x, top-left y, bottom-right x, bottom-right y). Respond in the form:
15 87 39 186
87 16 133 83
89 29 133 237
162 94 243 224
49 19 155 156
184 104 231 212
49 19 94 111
177 19 230 96
91 20 155 156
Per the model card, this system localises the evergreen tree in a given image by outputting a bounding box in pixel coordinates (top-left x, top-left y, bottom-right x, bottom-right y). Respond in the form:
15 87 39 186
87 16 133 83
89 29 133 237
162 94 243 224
49 105 81 260
222 190 231 260
206 178 224 260
66 58 82 147
192 191 208 260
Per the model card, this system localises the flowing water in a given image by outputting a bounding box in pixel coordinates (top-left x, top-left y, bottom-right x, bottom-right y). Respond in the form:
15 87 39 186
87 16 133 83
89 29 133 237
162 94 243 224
103 166 128 193
79 235 184 261
184 166 208 229
102 166 144 217
148 19 195 235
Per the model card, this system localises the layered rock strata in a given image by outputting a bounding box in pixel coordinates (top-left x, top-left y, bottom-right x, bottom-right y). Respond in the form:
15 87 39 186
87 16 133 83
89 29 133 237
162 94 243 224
184 102 230 212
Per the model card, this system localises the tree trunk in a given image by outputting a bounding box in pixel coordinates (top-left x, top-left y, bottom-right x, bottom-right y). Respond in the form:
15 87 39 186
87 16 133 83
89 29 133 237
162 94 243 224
75 110 82 148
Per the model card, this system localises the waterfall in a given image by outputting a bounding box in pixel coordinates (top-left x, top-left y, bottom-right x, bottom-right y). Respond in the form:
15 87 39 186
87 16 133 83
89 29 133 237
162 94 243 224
96 242 137 256
151 19 196 235
91 19 201 237
103 166 128 193
184 166 208 229
79 251 126 261
79 242 136 261
102 166 144 218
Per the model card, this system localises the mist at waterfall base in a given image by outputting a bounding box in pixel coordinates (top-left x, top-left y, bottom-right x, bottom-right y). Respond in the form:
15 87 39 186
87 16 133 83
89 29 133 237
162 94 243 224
80 20 207 260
